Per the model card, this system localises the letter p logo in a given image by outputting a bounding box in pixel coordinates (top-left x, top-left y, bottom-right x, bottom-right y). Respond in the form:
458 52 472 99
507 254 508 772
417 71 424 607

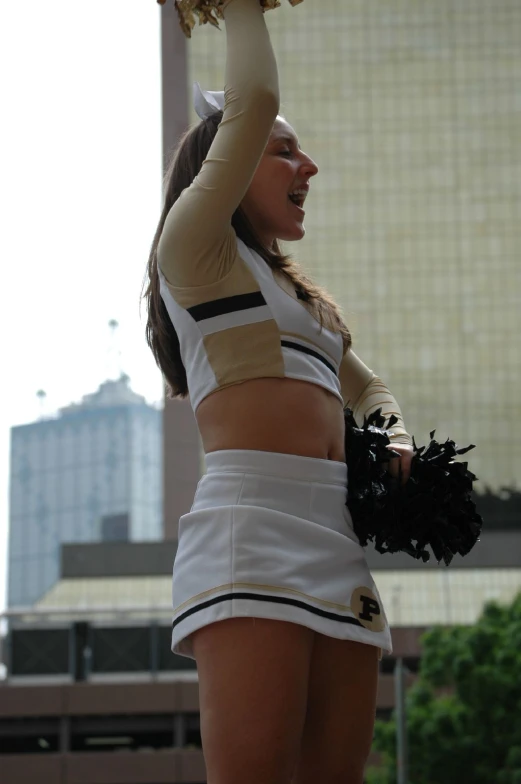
351 586 386 632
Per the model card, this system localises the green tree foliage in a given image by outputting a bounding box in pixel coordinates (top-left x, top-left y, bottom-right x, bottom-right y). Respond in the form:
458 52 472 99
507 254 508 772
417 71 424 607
367 592 521 784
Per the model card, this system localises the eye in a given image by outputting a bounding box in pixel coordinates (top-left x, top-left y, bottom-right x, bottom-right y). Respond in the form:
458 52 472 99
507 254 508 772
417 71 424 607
278 149 292 157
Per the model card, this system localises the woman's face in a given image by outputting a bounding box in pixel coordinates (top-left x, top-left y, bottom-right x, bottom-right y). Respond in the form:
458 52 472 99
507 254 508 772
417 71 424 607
241 117 319 250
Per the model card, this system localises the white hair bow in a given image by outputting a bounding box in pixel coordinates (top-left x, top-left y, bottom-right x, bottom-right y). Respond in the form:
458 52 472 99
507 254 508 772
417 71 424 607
193 81 225 120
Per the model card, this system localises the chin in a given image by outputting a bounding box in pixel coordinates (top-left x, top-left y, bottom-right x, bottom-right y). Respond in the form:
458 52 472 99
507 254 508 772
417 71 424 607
277 225 306 242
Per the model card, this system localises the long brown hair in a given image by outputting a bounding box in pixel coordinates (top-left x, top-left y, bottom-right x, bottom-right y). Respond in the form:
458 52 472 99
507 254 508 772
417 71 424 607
142 110 352 399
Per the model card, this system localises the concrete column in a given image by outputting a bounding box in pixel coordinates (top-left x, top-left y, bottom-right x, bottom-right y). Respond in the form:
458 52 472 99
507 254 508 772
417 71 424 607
160 3 201 541
173 713 186 747
59 716 70 753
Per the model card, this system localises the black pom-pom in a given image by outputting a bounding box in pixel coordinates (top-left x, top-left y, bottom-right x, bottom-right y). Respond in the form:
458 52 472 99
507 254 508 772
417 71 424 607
344 407 483 566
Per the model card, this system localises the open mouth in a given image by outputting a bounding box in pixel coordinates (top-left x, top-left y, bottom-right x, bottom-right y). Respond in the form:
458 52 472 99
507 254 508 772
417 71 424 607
288 195 305 212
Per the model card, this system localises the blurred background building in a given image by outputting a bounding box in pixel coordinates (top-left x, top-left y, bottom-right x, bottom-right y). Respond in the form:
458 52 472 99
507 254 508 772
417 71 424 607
7 370 162 608
184 0 521 505
2 0 520 782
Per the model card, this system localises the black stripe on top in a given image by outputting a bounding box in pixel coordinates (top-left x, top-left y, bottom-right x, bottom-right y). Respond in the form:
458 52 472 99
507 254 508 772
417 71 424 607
187 291 267 322
281 340 337 375
172 591 364 631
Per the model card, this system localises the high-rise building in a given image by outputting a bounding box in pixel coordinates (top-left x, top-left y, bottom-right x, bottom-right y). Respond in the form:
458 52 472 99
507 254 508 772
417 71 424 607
7 374 162 608
183 0 520 496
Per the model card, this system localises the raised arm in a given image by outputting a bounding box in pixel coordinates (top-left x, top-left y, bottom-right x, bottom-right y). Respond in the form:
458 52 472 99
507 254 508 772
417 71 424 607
158 0 280 287
340 350 413 445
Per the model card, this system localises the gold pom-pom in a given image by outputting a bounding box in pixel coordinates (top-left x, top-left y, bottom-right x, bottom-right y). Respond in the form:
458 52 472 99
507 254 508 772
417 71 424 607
157 0 303 39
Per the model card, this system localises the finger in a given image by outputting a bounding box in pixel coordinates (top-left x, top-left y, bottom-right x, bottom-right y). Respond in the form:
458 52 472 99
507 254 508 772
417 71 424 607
385 457 410 484
400 465 411 485
387 461 401 478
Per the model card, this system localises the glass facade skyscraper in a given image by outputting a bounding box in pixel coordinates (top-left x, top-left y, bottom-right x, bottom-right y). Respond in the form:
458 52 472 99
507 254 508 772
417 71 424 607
7 375 162 607
181 0 521 631
186 0 521 494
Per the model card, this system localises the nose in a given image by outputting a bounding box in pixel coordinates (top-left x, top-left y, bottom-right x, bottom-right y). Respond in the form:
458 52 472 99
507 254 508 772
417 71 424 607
300 152 319 178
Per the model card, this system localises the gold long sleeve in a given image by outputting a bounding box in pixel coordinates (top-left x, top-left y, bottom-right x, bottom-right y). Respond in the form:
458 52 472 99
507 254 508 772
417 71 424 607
339 350 413 446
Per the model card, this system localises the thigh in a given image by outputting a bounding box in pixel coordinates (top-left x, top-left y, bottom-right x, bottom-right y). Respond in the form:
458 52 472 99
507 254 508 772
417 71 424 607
192 617 315 784
293 634 380 784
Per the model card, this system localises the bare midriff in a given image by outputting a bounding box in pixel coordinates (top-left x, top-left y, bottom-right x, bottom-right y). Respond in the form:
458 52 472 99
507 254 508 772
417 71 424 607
195 377 346 463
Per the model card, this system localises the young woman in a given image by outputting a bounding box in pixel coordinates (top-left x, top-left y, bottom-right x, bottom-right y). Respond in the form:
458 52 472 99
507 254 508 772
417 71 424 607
144 0 413 781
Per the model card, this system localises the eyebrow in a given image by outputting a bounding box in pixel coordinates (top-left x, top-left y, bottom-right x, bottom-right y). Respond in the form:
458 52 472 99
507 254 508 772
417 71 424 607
271 134 301 150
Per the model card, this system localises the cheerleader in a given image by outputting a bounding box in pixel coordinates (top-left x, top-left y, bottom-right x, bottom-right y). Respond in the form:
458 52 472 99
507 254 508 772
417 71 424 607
144 0 413 780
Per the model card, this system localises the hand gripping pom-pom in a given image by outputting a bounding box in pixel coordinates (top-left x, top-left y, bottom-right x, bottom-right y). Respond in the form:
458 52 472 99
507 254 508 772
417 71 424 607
344 407 483 566
157 0 304 38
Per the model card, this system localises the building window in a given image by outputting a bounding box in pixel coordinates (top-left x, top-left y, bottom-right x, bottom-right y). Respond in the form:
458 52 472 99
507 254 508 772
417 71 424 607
101 513 129 542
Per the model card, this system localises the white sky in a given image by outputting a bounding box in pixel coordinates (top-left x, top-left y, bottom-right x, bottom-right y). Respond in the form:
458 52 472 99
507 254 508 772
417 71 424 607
0 1 164 613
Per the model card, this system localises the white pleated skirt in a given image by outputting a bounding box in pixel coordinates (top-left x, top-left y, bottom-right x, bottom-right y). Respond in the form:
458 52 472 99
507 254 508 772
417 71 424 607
171 449 392 660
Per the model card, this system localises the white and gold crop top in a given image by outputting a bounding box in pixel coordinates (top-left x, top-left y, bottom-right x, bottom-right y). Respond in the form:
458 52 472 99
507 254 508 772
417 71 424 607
157 0 412 445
